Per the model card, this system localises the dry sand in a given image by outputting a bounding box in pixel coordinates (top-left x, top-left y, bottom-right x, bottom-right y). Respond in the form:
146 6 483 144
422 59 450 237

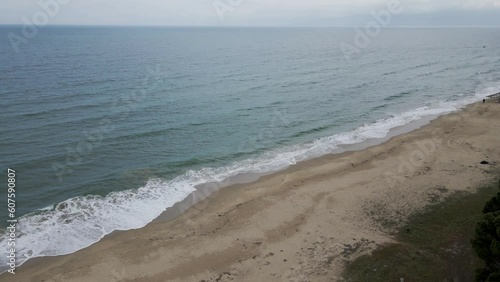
4 100 500 282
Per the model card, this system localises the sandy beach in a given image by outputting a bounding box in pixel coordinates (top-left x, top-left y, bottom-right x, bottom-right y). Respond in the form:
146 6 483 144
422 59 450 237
4 100 500 282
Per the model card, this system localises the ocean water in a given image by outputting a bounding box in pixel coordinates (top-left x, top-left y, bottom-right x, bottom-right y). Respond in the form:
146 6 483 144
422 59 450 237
1 26 499 271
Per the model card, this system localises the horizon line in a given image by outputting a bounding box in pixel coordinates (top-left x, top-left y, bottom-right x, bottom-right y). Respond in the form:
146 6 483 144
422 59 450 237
1 24 500 28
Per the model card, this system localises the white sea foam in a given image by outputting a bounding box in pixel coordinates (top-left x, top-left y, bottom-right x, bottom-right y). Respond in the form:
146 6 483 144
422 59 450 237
0 86 498 273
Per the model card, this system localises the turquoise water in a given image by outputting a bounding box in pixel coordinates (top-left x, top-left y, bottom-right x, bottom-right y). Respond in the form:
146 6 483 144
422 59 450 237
1 26 499 269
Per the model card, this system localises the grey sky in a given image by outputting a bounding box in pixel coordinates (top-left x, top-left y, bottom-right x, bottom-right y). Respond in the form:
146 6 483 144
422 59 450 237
1 0 500 26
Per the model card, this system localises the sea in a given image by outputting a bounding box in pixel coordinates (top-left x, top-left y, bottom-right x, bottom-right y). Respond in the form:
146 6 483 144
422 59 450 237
1 26 499 271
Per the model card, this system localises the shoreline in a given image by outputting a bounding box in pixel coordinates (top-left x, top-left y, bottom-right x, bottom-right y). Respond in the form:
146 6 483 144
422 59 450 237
1 92 490 272
153 112 440 225
4 99 500 281
0 97 465 273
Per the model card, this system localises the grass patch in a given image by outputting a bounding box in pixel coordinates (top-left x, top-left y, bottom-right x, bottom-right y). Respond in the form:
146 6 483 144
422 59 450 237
343 182 500 282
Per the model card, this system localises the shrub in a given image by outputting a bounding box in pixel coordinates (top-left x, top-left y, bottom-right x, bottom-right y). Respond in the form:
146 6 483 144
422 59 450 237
472 190 500 281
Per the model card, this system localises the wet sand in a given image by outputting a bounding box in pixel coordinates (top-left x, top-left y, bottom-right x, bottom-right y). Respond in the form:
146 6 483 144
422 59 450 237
4 100 500 282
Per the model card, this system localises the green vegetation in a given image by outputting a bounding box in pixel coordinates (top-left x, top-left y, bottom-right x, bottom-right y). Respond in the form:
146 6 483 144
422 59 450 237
471 182 500 281
343 182 500 282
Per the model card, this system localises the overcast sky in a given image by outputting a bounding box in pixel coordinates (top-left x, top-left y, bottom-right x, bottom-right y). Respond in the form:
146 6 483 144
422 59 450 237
1 0 500 26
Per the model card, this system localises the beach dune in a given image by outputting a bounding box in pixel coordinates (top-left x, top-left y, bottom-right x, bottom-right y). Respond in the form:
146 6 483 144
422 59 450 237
5 101 500 282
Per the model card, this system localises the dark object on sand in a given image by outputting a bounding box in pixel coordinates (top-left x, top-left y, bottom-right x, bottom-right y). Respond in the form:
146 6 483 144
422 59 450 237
480 161 490 165
483 46 486 48
483 99 486 103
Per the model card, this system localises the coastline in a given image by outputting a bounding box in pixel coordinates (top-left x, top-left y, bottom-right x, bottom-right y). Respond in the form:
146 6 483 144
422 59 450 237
0 92 490 270
153 111 440 225
4 99 500 281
